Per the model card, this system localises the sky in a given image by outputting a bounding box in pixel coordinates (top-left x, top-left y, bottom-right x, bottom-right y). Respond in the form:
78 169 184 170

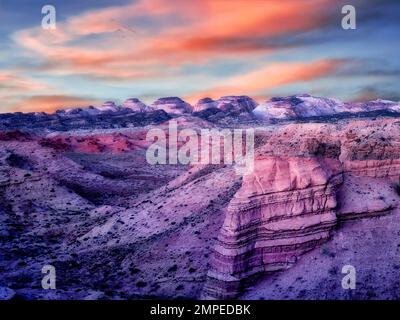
0 0 399 113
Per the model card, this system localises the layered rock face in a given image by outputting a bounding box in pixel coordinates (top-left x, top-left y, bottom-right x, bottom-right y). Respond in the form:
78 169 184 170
253 94 345 120
203 119 400 299
203 156 343 298
339 121 400 180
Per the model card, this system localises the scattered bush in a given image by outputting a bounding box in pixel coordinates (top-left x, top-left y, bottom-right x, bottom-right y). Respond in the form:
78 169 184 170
168 265 177 272
395 183 400 196
321 247 335 258
136 281 147 288
188 267 196 273
129 267 140 275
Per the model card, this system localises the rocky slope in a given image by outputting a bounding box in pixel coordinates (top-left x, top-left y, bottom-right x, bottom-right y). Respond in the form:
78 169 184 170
1 95 400 300
203 119 400 299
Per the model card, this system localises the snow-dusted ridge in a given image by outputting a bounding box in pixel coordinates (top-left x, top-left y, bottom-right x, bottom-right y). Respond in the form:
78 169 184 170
1 95 400 133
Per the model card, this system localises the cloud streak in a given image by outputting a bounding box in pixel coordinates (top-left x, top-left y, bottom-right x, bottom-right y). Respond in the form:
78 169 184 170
1 0 399 111
12 0 338 81
0 71 48 92
186 59 345 102
5 95 101 113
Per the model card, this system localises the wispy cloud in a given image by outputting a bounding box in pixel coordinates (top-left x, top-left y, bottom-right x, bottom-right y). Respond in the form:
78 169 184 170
12 0 337 81
1 0 399 111
5 95 101 113
0 70 48 92
186 59 345 102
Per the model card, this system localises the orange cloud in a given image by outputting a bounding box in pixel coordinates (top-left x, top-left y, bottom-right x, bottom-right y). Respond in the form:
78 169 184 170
176 0 331 51
8 95 100 113
13 0 337 81
0 71 48 92
185 59 344 102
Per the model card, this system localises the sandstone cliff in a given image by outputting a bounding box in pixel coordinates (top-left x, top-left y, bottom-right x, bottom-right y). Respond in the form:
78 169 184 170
204 119 400 299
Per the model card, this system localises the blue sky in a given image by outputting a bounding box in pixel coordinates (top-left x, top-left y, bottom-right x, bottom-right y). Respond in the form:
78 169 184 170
0 0 399 112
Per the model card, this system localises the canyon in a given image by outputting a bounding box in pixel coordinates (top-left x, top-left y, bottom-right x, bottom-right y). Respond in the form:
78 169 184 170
1 94 400 300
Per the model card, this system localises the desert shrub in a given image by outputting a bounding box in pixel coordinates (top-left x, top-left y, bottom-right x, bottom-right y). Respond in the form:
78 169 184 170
321 246 335 258
136 281 147 288
395 183 400 196
168 265 178 272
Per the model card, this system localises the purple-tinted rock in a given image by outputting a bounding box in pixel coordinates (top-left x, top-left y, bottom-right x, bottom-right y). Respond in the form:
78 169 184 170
97 101 119 112
151 97 193 115
123 98 153 112
194 97 218 112
0 287 16 300
216 96 258 113
253 94 400 120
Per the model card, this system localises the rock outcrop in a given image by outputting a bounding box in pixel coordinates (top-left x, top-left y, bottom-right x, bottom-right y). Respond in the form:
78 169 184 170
193 96 258 124
123 98 153 112
217 96 258 113
97 101 120 112
194 98 218 112
151 97 193 115
203 156 343 298
253 94 400 121
0 106 171 132
194 96 257 114
2 94 400 133
202 118 400 299
339 121 400 180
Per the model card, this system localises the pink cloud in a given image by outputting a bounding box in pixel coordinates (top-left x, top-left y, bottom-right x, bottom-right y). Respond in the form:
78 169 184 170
13 0 337 81
7 95 101 113
0 71 48 92
185 59 344 102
